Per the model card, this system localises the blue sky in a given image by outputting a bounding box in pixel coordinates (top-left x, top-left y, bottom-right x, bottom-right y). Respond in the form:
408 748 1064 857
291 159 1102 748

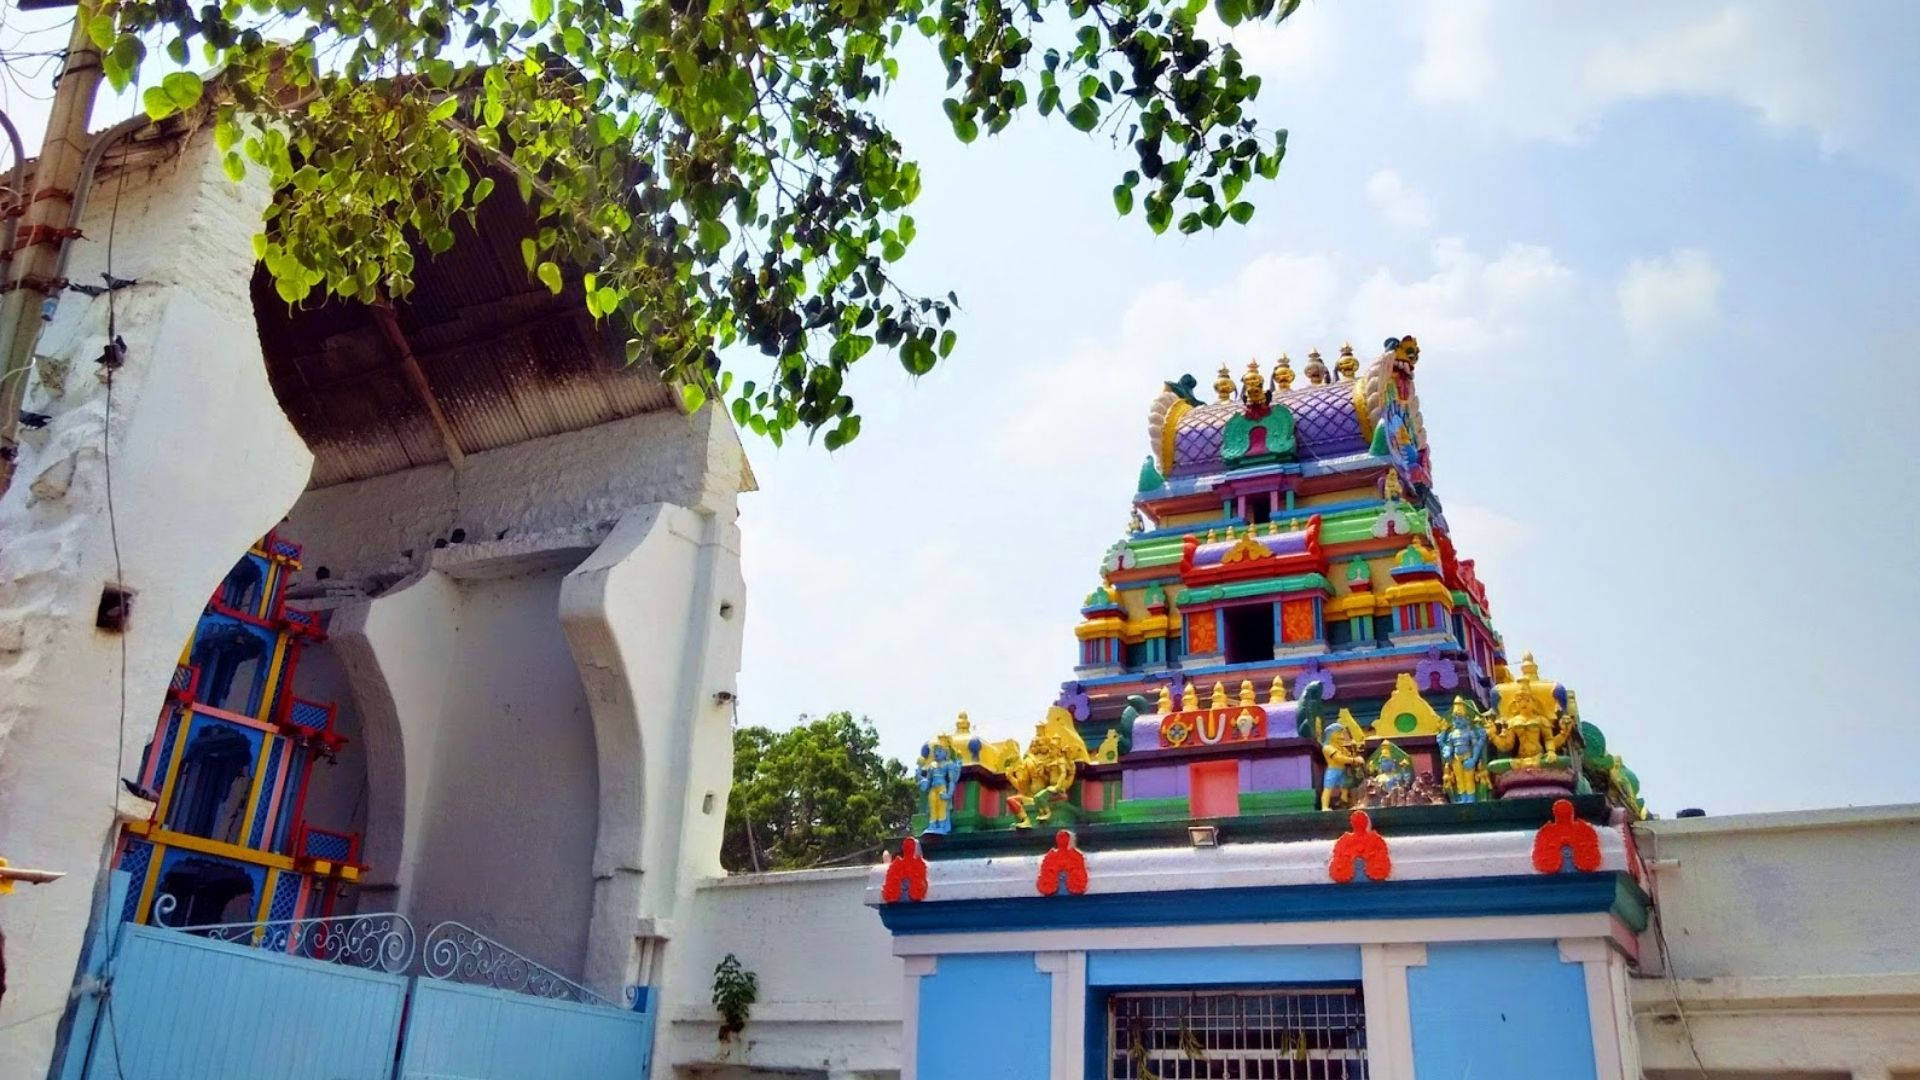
8 2 1915 816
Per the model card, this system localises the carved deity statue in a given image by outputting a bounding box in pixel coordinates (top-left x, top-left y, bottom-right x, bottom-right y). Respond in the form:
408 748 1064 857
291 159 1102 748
1437 697 1490 803
1319 721 1366 812
915 735 964 835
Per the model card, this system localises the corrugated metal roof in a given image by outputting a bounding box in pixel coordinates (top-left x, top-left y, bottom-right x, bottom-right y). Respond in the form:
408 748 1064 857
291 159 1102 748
256 173 678 489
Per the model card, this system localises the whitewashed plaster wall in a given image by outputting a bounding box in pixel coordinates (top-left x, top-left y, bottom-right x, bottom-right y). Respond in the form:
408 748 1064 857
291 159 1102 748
1631 805 1920 1080
0 132 312 1075
287 406 750 992
659 866 902 1080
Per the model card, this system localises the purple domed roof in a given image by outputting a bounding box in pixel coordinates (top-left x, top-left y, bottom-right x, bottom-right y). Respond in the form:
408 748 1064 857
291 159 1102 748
1170 382 1367 476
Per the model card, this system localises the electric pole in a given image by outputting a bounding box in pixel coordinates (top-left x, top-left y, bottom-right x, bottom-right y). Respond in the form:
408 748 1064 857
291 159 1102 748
0 6 106 495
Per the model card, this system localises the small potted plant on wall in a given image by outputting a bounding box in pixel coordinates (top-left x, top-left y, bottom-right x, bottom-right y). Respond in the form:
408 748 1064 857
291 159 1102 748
712 953 758 1045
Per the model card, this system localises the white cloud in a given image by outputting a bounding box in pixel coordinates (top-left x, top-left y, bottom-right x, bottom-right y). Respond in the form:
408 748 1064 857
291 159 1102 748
1348 239 1575 357
991 239 1576 480
1404 1 1912 181
1441 503 1533 572
1365 169 1434 232
1617 248 1722 345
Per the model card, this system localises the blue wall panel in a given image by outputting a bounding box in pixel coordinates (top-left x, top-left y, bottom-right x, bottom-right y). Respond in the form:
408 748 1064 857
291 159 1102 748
1089 945 1361 986
396 979 655 1079
918 953 1050 1080
1406 941 1596 1080
85 925 408 1080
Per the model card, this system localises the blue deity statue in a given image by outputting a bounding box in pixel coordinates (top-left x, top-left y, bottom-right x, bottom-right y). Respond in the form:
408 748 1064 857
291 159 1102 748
1437 696 1489 803
916 737 964 835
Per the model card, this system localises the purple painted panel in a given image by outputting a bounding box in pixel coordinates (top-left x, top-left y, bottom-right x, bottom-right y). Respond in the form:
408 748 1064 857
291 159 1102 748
1131 716 1163 751
1247 754 1312 792
1124 763 1189 800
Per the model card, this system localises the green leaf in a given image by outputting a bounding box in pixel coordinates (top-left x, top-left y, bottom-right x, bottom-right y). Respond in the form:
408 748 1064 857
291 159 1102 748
1067 102 1099 132
427 97 459 123
86 15 117 49
1229 202 1255 225
520 238 538 272
536 261 563 294
680 383 708 413
161 71 204 112
531 0 553 22
698 218 731 251
142 86 178 121
1113 184 1133 216
223 152 246 182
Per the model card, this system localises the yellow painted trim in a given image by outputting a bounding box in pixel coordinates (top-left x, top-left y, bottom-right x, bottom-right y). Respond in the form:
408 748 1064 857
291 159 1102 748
256 634 290 722
1324 593 1380 619
1075 615 1172 642
134 843 168 925
1351 368 1374 437
1382 580 1453 607
255 868 281 924
1075 617 1124 641
259 563 280 619
140 827 299 872
151 713 196 825
237 729 274 848
1159 400 1191 475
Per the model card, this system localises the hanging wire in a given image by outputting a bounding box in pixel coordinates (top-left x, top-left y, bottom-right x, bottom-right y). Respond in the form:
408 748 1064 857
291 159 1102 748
1634 824 1711 1078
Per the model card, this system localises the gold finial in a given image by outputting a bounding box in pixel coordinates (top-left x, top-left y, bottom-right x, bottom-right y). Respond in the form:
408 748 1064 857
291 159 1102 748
1268 675 1288 703
1238 679 1255 707
955 711 971 734
1214 364 1236 402
1128 508 1144 534
1520 652 1540 680
1156 685 1174 713
1272 353 1294 392
1206 528 1218 543
1209 681 1229 709
1180 682 1200 711
1336 343 1359 380
1241 360 1269 409
1304 349 1328 385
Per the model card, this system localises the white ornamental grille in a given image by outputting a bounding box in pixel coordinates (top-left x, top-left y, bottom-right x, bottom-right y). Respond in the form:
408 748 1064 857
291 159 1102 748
1106 986 1369 1080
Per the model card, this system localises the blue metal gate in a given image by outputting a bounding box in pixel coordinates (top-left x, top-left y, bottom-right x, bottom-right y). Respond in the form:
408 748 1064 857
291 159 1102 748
84 924 410 1079
68 876 655 1080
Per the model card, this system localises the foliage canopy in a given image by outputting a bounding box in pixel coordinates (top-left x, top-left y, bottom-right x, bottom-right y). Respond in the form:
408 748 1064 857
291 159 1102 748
722 711 915 871
93 0 1297 447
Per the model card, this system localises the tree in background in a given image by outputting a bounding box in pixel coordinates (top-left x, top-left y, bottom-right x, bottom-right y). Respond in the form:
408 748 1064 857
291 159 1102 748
723 712 916 872
90 0 1299 448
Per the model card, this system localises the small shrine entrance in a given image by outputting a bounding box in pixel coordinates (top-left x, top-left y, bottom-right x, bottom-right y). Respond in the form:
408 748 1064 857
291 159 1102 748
61 874 656 1080
1105 986 1369 1079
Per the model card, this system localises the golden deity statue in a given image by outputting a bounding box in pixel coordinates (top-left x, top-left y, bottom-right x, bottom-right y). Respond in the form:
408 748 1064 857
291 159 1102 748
1214 364 1237 402
1304 349 1329 385
1487 653 1573 766
1241 360 1270 410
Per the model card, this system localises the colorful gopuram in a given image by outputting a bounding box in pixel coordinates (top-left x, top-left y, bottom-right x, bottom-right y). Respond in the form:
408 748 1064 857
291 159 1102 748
909 336 1643 844
876 337 1652 1080
113 532 362 929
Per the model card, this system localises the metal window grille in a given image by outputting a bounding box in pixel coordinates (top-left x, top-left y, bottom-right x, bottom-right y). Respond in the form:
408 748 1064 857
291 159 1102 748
1107 986 1368 1080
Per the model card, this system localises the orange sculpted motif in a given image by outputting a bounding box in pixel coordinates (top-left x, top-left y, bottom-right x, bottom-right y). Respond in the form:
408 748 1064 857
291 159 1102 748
882 837 929 902
1187 610 1218 654
1281 598 1318 644
1036 830 1089 896
1329 811 1391 883
1531 798 1602 874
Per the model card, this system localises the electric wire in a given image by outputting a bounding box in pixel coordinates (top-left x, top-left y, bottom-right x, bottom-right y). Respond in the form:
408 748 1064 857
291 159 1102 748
1633 823 1711 1077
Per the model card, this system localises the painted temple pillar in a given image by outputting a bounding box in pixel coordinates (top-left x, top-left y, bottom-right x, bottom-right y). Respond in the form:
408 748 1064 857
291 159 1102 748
0 134 311 1075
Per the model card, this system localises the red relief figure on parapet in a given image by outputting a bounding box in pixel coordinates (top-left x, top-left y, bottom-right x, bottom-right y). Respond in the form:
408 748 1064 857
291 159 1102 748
1531 798 1602 874
882 837 929 902
1329 811 1391 883
1036 830 1089 896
